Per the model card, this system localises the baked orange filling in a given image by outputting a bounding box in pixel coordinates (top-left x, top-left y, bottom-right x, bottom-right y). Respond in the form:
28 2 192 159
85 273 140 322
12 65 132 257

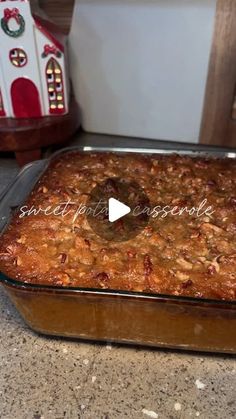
0 152 235 300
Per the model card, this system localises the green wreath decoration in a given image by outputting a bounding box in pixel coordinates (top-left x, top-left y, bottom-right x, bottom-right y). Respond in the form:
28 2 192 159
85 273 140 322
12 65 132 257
1 10 25 38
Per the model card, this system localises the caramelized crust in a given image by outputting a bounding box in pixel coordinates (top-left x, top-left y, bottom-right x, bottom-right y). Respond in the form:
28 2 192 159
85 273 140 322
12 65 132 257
0 152 235 300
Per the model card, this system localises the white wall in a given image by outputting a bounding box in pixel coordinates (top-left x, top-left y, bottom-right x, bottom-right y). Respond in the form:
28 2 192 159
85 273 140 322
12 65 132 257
69 0 217 143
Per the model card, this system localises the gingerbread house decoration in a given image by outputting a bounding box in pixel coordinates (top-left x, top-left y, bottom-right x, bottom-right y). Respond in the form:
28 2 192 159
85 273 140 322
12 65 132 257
0 0 69 119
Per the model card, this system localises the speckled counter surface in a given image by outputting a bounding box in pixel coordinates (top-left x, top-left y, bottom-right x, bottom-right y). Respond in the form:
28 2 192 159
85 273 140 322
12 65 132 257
0 134 235 419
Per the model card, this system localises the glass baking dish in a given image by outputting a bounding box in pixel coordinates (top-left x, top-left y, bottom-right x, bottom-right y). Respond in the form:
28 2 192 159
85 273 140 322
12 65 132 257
0 146 236 354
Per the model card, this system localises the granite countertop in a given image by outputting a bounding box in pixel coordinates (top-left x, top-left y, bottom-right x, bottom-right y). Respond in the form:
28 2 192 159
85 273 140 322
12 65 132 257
0 133 235 419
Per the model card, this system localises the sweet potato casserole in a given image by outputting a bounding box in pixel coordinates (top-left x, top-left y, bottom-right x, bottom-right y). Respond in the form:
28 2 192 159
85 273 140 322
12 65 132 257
0 152 235 300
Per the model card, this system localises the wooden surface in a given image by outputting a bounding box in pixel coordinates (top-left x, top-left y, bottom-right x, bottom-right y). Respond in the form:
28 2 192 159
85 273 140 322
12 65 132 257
200 0 236 147
0 97 80 166
39 0 75 33
232 98 236 120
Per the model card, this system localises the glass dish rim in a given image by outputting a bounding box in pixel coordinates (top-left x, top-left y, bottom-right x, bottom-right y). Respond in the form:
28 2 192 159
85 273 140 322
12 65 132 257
0 272 235 307
46 144 236 160
0 145 235 308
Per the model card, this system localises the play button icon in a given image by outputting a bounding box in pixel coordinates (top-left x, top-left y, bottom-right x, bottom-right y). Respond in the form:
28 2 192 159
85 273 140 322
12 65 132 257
86 177 150 242
108 198 131 222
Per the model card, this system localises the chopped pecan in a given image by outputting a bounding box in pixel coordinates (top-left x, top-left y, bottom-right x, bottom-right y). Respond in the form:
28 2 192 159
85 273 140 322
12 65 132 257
94 272 109 288
195 159 209 169
200 223 224 234
175 271 189 281
55 273 71 285
6 246 14 254
190 230 201 239
75 236 90 248
176 257 193 270
197 256 206 263
226 223 236 233
199 257 220 274
70 187 80 194
182 279 193 289
229 197 236 207
79 249 94 265
100 248 107 254
16 257 22 266
143 226 153 237
143 254 153 276
216 239 231 253
213 254 223 263
60 253 67 264
38 185 48 193
16 236 26 244
207 265 217 275
103 178 118 194
210 261 220 273
207 179 217 187
127 250 137 258
95 272 109 282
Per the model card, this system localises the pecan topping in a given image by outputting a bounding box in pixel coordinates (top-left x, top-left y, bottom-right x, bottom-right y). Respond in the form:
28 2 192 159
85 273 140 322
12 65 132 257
182 279 193 289
0 152 235 301
195 160 209 169
207 179 217 187
60 253 67 264
16 257 22 266
16 236 26 244
103 178 118 194
176 257 193 270
100 248 107 254
6 246 14 254
229 197 236 207
70 187 80 194
127 250 137 258
144 254 153 276
95 272 109 281
207 265 217 275
94 272 109 287
175 271 190 281
190 230 201 239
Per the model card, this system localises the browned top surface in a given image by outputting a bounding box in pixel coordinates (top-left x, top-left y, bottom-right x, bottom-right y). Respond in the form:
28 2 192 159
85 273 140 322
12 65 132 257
0 152 235 300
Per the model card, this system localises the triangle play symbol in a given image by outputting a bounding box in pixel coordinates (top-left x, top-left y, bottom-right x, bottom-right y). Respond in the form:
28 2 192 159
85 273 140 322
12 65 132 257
108 198 131 223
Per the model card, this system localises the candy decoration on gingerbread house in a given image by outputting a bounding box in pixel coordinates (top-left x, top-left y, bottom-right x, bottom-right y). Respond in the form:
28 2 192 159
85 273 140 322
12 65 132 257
0 0 69 118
